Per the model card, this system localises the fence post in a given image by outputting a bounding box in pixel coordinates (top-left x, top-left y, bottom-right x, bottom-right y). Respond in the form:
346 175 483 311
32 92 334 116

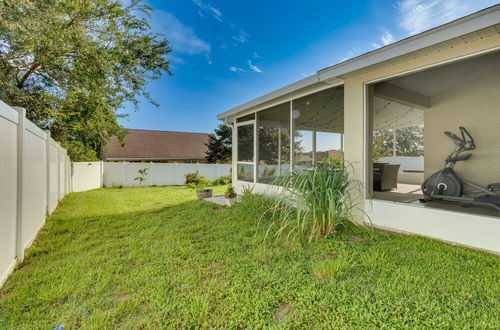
14 107 25 262
45 130 51 214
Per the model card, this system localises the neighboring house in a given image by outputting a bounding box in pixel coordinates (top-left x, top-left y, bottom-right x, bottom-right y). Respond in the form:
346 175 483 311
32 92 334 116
103 129 210 163
217 5 500 253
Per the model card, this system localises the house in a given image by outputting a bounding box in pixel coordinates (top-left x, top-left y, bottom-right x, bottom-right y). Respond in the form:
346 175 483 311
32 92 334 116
103 129 210 163
217 5 500 253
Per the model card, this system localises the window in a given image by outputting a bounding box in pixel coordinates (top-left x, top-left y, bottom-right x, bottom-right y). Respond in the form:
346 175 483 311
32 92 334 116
237 164 254 182
236 121 255 182
237 124 254 162
292 86 344 168
257 102 290 183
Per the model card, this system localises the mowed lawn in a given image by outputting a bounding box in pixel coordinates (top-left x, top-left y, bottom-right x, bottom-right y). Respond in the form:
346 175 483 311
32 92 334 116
0 187 499 328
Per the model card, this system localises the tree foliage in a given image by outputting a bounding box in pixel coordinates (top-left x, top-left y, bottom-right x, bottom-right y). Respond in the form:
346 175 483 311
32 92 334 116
373 126 424 160
0 0 171 160
205 124 232 163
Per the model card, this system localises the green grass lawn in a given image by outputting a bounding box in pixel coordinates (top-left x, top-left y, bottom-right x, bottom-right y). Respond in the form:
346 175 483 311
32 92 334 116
1 186 499 328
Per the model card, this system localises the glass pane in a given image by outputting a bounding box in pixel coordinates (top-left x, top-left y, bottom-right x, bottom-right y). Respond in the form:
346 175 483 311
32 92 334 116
237 124 254 162
294 130 313 169
237 164 254 182
316 132 342 165
292 86 344 169
257 102 290 183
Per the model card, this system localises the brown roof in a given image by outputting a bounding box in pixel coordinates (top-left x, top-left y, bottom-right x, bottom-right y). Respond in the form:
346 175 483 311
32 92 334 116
103 129 210 160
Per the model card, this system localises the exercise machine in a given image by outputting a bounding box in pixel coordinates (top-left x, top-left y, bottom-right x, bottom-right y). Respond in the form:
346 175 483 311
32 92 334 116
421 126 500 212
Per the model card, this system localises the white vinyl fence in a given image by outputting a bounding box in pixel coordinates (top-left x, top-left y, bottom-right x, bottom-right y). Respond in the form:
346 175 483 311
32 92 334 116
0 101 71 287
71 162 231 191
102 162 231 187
72 162 103 192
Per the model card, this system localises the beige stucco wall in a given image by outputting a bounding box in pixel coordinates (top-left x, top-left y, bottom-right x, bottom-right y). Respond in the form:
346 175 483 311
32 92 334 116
424 73 500 186
343 30 500 205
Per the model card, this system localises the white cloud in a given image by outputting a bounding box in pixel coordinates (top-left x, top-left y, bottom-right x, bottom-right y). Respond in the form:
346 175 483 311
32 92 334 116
151 10 210 55
381 30 395 45
247 60 263 73
232 29 250 44
229 66 246 72
193 0 223 22
372 30 395 49
253 52 261 59
396 0 499 35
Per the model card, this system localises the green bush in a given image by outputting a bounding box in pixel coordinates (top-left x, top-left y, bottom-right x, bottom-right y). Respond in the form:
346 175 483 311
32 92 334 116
185 171 210 190
212 175 231 186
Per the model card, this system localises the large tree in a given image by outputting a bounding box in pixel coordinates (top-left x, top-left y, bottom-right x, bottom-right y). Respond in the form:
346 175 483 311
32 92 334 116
0 0 171 160
205 124 232 163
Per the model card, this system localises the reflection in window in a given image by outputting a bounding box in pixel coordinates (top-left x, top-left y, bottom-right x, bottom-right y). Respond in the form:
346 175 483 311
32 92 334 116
294 130 313 168
257 102 290 183
292 86 344 168
237 164 254 182
316 132 342 164
237 124 254 162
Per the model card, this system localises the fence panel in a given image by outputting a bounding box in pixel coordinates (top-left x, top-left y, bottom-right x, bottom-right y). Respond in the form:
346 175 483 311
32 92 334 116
22 122 48 249
47 139 59 213
0 100 72 288
98 162 232 187
58 147 66 199
150 163 175 186
0 102 19 286
72 162 102 192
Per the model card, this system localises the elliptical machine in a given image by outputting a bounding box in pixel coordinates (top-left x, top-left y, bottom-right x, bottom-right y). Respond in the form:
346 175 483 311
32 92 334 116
421 126 500 212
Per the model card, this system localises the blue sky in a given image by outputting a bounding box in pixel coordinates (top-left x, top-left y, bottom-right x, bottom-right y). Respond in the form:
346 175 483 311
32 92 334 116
119 0 499 134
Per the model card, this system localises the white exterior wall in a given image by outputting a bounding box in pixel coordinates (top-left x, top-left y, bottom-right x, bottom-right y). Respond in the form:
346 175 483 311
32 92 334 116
0 101 72 288
366 200 500 253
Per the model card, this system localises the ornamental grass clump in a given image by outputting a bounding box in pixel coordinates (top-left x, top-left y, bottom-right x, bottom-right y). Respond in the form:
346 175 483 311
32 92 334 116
265 160 365 241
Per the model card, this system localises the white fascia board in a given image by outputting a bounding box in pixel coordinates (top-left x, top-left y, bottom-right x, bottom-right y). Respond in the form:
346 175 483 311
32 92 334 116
318 5 500 81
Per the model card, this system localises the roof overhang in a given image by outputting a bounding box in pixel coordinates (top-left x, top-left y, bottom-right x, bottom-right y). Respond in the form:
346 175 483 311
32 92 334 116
217 4 500 121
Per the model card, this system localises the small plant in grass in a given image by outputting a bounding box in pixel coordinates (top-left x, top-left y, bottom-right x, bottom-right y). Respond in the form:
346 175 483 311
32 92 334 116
265 161 365 241
134 168 149 185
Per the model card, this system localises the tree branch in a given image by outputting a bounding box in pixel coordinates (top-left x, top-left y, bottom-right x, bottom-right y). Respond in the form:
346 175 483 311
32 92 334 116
16 62 41 89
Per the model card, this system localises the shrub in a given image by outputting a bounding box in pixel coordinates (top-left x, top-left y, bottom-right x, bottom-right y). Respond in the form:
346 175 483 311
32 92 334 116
212 175 231 186
185 171 203 185
265 161 364 241
185 171 210 190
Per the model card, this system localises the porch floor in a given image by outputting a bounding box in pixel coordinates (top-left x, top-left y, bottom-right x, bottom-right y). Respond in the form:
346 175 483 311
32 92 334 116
374 183 500 218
